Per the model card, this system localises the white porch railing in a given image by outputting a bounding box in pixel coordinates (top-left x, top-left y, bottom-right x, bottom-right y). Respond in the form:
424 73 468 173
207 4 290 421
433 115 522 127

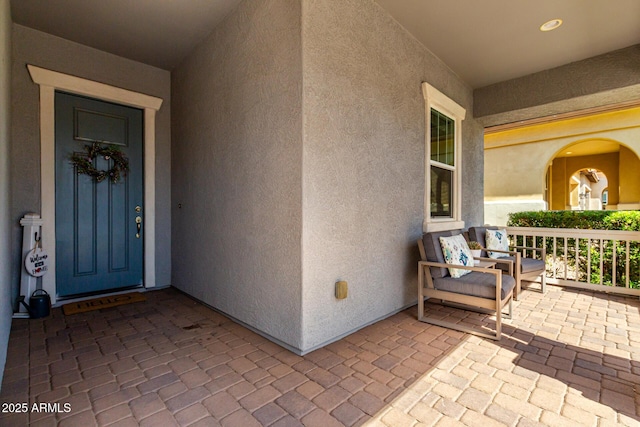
506 227 640 297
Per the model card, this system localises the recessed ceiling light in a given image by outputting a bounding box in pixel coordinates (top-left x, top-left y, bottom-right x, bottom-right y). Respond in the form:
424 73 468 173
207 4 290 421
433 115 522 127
540 19 563 32
566 151 572 155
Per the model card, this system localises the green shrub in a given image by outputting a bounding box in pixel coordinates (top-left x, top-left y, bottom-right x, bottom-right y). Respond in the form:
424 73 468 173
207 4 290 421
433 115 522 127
507 210 640 231
602 211 640 231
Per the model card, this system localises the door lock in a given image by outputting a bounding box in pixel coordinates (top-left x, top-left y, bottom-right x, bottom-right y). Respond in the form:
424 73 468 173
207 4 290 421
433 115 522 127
135 205 142 213
135 216 142 238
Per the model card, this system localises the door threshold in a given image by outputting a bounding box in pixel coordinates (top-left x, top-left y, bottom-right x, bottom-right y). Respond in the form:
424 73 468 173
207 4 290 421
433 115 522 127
53 286 145 307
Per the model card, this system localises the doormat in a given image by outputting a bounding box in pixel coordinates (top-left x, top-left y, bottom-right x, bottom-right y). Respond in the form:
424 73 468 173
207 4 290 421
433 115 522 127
62 292 146 315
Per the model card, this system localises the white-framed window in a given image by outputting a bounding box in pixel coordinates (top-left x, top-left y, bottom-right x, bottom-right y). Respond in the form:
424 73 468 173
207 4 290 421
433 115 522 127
422 83 466 232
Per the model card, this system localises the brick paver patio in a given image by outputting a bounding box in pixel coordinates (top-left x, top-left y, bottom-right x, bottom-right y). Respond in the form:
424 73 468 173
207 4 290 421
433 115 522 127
1 285 638 426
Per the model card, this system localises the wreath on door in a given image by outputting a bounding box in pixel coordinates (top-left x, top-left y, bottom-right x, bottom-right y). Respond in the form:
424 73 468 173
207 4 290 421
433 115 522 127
70 142 129 183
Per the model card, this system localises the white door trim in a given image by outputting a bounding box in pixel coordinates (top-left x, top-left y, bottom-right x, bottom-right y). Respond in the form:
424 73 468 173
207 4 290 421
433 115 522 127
28 65 163 305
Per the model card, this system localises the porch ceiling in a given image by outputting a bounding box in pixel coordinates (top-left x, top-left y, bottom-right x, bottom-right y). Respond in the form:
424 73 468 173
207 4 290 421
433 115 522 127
375 0 640 88
11 0 640 88
10 0 243 71
557 140 621 158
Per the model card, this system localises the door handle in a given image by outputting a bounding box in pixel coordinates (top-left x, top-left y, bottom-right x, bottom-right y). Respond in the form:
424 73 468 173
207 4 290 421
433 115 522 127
135 216 142 238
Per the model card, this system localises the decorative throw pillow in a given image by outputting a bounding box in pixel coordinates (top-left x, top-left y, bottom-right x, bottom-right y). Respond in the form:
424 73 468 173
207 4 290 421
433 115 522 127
438 234 473 278
485 229 510 259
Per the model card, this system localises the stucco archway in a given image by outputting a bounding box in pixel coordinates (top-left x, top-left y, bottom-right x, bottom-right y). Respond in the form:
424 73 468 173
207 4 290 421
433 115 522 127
546 139 640 211
566 168 608 210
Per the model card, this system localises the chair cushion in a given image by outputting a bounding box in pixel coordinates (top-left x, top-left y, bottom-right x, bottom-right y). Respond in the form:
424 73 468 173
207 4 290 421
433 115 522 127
439 234 473 278
433 271 515 300
421 230 461 278
521 257 545 274
468 226 497 258
495 256 545 274
468 227 486 247
485 229 509 259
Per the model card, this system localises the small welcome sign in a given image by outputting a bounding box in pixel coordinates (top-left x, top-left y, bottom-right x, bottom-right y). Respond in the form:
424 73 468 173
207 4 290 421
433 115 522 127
25 248 49 277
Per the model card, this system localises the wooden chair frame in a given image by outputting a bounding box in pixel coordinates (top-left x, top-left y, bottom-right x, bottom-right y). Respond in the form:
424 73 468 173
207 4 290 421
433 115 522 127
417 238 514 340
511 245 547 296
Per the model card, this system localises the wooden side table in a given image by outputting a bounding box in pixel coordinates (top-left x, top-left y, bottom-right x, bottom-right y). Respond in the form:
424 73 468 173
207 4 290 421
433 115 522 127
474 259 496 269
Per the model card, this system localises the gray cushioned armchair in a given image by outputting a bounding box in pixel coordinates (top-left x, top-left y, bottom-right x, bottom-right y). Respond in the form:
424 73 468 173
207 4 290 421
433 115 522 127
417 230 515 340
469 226 546 300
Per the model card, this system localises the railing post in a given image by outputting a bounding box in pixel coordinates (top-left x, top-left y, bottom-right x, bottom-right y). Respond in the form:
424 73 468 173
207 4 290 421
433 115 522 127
612 240 617 287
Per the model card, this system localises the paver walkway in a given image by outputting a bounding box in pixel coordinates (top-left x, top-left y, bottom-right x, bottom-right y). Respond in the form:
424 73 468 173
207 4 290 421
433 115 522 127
1 285 638 426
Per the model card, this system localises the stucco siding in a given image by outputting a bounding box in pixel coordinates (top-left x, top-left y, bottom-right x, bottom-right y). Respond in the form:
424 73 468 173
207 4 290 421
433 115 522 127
10 25 172 302
171 0 483 353
171 0 304 349
619 145 640 207
0 0 12 389
300 0 482 350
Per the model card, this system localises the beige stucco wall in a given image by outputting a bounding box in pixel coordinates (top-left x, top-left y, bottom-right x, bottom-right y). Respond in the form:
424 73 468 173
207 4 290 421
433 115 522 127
171 0 304 350
0 0 12 388
550 158 567 211
10 25 172 301
171 0 483 353
485 107 640 224
300 0 482 350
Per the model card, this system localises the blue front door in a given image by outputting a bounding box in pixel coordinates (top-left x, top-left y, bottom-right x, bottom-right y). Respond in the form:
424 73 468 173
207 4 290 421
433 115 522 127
55 92 144 297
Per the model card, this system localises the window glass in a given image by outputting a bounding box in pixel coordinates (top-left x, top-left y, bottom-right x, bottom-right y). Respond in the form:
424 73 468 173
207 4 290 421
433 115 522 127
430 166 452 217
430 108 454 166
